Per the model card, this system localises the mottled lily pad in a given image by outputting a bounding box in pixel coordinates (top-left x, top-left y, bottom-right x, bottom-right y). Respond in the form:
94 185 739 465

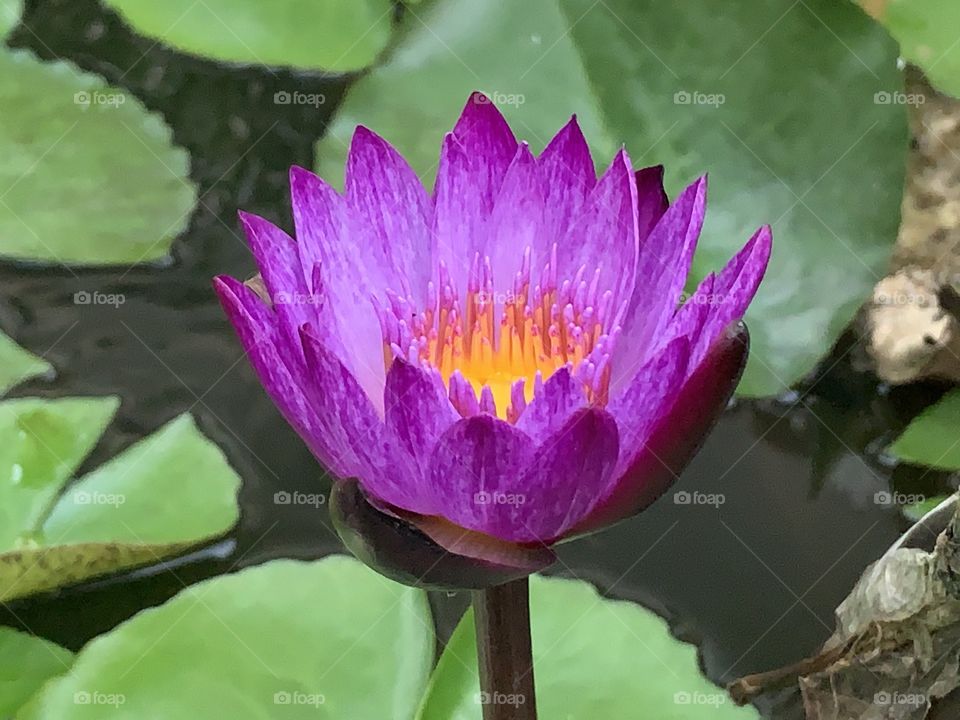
0 50 196 265
0 401 241 601
102 0 394 72
318 0 906 397
19 557 434 720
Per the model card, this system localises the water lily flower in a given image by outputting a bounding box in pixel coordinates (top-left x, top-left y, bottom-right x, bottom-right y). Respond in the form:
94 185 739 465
215 93 771 588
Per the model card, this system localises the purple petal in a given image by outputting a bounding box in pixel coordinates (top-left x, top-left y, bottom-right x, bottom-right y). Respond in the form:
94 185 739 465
289 165 385 408
214 276 349 478
516 408 620 543
487 143 543 309
555 148 639 311
384 360 458 514
345 126 434 304
538 116 595 246
299 325 430 514
428 414 534 540
515 367 585 443
607 336 690 476
237 212 312 354
433 93 517 292
612 176 707 394
572 322 749 537
691 225 772 368
634 165 669 241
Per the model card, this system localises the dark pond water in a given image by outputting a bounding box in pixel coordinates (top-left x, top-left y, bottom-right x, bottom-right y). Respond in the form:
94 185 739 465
2 2 957 718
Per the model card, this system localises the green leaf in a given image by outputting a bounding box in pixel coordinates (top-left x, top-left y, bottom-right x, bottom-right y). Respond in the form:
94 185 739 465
0 50 196 265
891 390 960 470
903 494 952 522
417 575 757 719
102 0 394 72
0 332 51 395
0 407 241 601
0 628 74 717
19 557 434 720
0 0 21 38
318 0 906 397
859 0 960 98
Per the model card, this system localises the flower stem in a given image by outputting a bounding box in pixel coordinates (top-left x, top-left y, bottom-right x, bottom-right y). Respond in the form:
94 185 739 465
472 577 538 719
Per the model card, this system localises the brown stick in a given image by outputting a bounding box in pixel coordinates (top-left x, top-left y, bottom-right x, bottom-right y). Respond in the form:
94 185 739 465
472 578 538 720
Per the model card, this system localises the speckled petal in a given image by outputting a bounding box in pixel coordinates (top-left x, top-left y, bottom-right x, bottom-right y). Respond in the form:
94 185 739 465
517 408 620 543
427 414 534 540
345 126 434 304
434 93 517 292
213 276 349 477
572 323 749 536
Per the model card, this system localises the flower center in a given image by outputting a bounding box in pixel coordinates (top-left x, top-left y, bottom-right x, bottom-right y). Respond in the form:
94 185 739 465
375 245 618 422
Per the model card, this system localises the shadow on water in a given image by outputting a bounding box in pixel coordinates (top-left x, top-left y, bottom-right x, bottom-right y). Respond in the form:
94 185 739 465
1 2 957 718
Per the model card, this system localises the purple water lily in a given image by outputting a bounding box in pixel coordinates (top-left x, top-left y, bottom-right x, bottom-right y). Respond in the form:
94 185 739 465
215 92 771 580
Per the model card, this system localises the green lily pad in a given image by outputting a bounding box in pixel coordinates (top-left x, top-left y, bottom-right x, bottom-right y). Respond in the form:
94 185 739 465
890 390 960 470
417 575 756 719
102 0 394 72
19 557 434 720
0 50 196 265
0 0 21 38
859 0 960 98
0 404 241 601
0 332 51 394
317 0 905 397
903 494 952 522
0 628 74 717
